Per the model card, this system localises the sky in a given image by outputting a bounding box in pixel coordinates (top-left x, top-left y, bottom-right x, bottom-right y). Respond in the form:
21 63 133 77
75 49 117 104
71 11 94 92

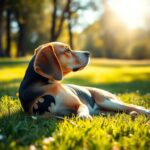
108 0 150 29
72 0 102 32
73 0 150 32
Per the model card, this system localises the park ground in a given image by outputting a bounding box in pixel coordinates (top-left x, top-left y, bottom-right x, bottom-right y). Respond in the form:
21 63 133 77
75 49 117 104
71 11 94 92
0 58 150 150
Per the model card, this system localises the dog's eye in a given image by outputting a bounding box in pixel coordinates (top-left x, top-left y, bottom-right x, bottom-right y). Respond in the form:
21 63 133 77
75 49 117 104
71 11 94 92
65 48 71 53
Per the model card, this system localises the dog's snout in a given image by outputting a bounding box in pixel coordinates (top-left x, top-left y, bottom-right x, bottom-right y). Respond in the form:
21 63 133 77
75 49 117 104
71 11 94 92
84 51 90 57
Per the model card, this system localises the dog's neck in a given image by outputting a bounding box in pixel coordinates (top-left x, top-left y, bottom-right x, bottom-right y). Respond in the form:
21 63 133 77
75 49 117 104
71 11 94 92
20 57 49 88
48 78 59 84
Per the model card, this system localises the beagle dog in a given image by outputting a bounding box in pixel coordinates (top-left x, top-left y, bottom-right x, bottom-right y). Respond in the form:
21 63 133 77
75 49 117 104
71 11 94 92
19 42 150 119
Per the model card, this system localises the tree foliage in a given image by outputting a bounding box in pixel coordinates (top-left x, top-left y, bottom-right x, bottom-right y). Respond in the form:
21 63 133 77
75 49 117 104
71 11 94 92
0 0 150 59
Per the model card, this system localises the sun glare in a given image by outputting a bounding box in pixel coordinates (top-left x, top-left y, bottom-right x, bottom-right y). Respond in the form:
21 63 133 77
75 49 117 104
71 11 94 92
108 0 149 29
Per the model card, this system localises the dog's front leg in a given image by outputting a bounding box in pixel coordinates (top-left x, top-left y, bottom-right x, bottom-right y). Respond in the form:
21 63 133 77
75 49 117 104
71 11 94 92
77 104 92 120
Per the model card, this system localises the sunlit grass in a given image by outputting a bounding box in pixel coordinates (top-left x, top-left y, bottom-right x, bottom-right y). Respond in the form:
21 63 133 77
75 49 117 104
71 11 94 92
64 59 150 84
0 67 25 81
0 58 150 149
67 65 150 84
0 57 30 81
0 57 150 83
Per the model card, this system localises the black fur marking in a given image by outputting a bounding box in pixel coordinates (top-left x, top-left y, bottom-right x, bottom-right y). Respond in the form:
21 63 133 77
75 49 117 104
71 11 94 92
67 84 95 107
72 67 80 72
19 56 49 112
33 95 55 114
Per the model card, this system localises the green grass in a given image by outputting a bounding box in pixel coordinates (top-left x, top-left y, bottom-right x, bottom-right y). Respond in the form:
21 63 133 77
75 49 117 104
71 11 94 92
0 58 150 150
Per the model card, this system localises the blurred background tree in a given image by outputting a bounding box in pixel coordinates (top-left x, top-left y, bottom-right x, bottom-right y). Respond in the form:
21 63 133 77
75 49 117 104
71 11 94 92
0 0 150 59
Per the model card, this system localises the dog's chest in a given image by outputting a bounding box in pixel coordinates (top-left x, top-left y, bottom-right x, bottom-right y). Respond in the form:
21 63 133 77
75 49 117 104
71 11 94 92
45 85 80 115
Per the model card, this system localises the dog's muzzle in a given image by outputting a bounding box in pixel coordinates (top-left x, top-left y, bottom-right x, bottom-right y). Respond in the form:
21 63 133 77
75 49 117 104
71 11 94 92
73 51 90 72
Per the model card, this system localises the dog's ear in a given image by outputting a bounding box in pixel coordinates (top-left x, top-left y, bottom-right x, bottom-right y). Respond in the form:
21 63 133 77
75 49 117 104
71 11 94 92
34 43 48 55
34 44 63 80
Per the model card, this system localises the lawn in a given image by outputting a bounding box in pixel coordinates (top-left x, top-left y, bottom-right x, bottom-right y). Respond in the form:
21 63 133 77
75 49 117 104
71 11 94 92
0 58 150 150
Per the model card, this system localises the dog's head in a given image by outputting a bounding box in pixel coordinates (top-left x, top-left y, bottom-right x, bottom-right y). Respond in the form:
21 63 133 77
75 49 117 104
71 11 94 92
34 42 90 81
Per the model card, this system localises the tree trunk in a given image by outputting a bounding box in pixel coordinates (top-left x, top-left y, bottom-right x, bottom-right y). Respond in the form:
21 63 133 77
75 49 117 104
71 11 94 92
68 20 73 48
5 9 11 57
50 0 70 41
55 1 70 40
50 0 57 41
0 0 4 56
0 10 3 56
67 0 74 48
17 23 26 57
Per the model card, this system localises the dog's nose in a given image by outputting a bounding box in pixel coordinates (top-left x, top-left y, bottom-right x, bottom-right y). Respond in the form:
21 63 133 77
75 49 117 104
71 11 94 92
84 51 90 57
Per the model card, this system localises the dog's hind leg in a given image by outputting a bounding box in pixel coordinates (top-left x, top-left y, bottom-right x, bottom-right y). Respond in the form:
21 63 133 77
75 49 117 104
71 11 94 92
87 87 150 115
98 98 150 115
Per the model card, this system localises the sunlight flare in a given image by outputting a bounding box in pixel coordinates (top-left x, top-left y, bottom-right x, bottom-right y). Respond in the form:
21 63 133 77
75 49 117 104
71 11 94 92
108 0 149 29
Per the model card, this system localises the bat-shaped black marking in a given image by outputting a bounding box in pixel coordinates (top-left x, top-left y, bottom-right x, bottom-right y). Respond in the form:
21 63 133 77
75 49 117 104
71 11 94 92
33 95 55 114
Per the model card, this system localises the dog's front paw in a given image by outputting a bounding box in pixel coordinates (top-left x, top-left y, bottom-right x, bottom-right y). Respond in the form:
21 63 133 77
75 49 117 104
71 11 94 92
77 112 92 120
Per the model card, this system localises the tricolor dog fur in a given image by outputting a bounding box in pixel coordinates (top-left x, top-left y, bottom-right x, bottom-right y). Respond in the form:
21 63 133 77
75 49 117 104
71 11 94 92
19 42 150 119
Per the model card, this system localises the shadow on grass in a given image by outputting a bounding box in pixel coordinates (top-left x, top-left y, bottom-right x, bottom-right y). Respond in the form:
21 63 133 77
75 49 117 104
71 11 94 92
63 77 150 94
90 63 150 68
0 59 29 69
90 60 150 68
0 110 59 147
0 79 21 97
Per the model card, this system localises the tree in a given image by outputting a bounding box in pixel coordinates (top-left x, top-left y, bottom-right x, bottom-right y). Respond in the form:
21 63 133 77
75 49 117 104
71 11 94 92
67 0 74 48
12 0 44 56
50 0 71 42
50 0 94 48
0 0 13 57
5 8 11 56
50 0 57 41
15 10 28 56
0 0 5 56
1 0 49 57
